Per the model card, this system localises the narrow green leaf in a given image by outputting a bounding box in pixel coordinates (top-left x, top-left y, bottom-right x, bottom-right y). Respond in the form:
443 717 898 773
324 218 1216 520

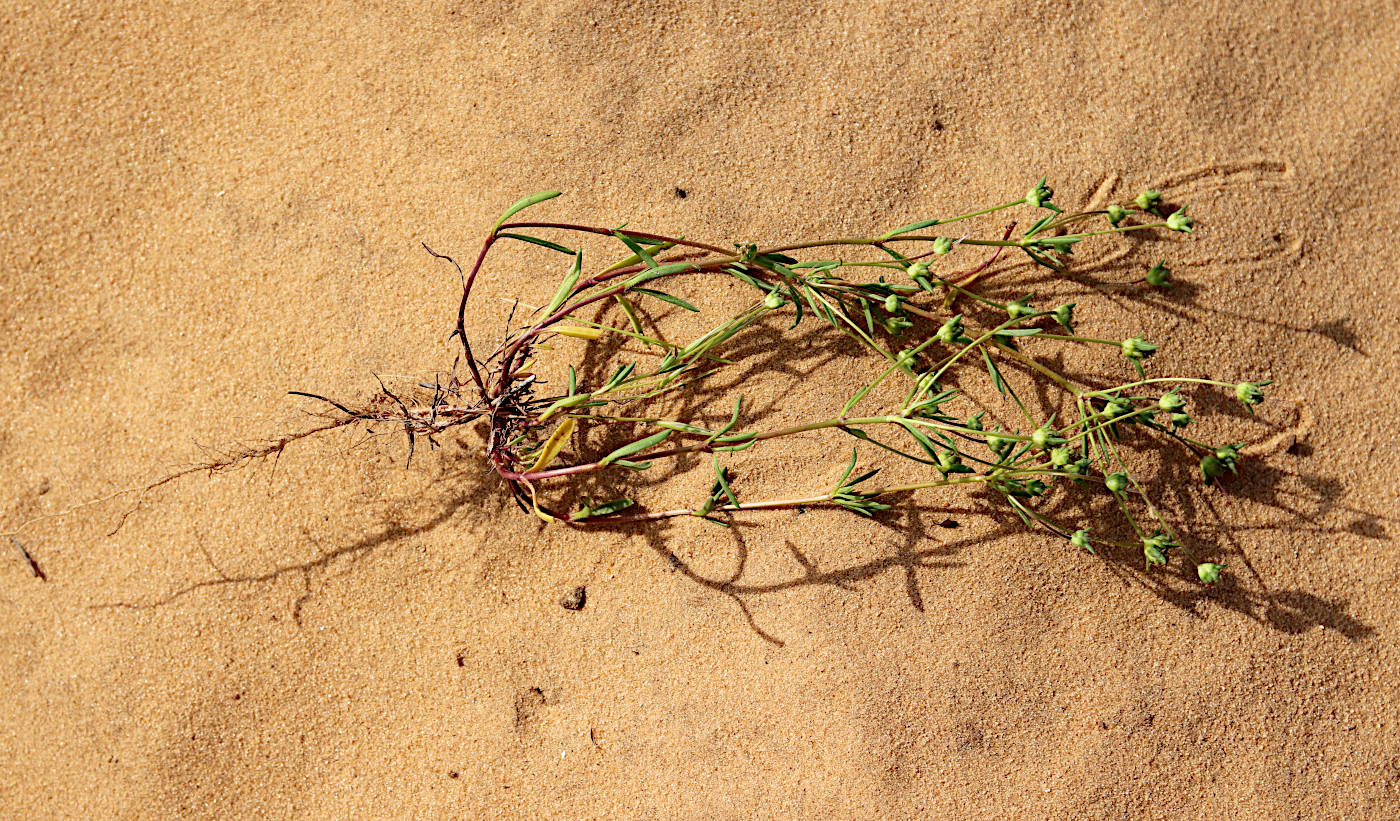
613 231 659 268
602 362 635 392
614 294 645 337
877 217 940 241
713 456 740 507
631 287 700 312
543 250 583 316
710 396 744 441
982 347 1006 394
623 261 697 289
494 191 561 233
496 232 575 255
611 459 653 471
599 430 672 466
835 448 859 491
656 420 713 435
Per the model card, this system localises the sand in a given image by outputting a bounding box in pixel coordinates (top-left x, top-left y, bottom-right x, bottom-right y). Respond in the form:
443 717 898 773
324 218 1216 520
2 0 1399 818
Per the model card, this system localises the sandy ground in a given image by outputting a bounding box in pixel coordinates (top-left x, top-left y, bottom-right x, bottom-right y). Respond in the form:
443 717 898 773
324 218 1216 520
2 1 1399 818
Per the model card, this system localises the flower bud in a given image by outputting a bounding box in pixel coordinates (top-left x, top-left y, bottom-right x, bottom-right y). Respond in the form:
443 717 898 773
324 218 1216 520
1049 446 1073 468
985 429 1015 459
1105 472 1129 492
1234 381 1267 409
936 449 972 476
1142 530 1178 569
1196 562 1224 584
1106 204 1127 227
1006 297 1034 321
936 314 965 344
1120 336 1159 360
931 237 953 255
1053 303 1075 332
1103 398 1134 420
1166 207 1194 233
763 289 785 309
1134 189 1163 212
883 315 914 335
883 293 901 313
1070 530 1093 552
1026 176 1054 209
1170 412 1192 430
1031 425 1066 450
1145 260 1173 287
1202 444 1242 484
966 411 985 432
906 261 930 280
1157 390 1187 412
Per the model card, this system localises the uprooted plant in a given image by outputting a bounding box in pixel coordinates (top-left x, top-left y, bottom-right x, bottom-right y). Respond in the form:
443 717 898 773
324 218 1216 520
110 181 1269 584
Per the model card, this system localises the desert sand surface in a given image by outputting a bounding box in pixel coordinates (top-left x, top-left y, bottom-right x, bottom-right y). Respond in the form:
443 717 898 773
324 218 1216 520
2 1 1399 818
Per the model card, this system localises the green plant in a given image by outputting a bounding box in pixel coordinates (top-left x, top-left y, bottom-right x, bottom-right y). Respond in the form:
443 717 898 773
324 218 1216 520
132 181 1270 583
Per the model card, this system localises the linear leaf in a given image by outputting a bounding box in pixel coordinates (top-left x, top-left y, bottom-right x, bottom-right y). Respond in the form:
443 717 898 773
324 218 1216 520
496 232 575 255
613 232 659 268
599 430 672 466
525 418 576 474
543 250 583 316
877 217 940 241
631 287 699 312
494 191 561 233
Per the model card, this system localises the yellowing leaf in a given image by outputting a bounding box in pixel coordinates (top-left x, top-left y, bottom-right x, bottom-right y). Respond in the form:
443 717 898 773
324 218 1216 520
556 325 605 340
526 417 576 474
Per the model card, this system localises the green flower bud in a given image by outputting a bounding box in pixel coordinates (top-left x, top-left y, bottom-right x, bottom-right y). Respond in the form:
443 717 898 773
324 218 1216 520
1200 454 1228 484
1067 457 1093 481
1145 259 1173 287
1026 176 1054 209
936 314 965 344
1106 204 1127 227
1166 206 1194 233
1170 412 1193 430
883 293 901 313
1049 446 1073 468
1120 336 1159 360
763 289 785 309
895 348 917 368
985 428 1015 459
1142 530 1179 569
1103 398 1134 421
1234 381 1268 410
1070 529 1093 553
966 411 985 432
1134 189 1163 212
1053 303 1075 332
906 261 930 280
1022 478 1048 497
1196 562 1224 584
931 236 953 255
936 449 973 476
1105 472 1129 493
1201 443 1243 485
1031 425 1067 450
1157 390 1187 412
883 315 914 335
1006 297 1034 321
